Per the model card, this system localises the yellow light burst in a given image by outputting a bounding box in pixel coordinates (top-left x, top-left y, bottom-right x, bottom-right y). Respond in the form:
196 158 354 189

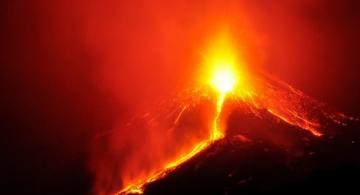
201 29 244 95
211 66 237 94
201 30 243 140
208 62 238 140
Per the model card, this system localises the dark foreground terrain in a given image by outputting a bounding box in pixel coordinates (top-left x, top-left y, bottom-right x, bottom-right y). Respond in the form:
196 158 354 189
142 110 360 195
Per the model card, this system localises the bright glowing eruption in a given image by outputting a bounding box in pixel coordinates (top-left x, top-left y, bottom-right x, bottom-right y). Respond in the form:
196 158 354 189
211 67 237 93
203 31 240 93
204 30 243 140
209 65 238 140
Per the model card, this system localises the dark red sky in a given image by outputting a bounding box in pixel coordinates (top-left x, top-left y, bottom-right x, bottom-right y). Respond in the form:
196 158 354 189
1 0 360 194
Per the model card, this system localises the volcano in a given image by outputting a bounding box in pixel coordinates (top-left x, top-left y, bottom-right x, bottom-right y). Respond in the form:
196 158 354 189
107 31 360 195
116 71 358 195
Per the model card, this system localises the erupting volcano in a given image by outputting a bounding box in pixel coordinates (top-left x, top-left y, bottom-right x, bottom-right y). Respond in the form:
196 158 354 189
4 1 360 195
111 30 357 195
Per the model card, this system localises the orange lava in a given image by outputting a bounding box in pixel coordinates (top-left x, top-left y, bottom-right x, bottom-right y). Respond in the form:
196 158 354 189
118 140 210 194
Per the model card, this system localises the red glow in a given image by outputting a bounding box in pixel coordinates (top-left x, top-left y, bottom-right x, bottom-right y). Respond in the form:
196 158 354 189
84 2 356 195
3 1 360 195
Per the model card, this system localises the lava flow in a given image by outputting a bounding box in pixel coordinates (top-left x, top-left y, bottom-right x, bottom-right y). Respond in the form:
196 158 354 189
115 31 352 195
119 32 242 194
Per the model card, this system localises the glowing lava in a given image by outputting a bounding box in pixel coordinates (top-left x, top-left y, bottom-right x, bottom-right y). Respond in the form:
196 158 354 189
209 64 238 140
119 141 210 195
204 30 251 141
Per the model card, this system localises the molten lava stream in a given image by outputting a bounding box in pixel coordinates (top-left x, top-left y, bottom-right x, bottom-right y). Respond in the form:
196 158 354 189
119 140 211 194
211 93 226 140
119 31 239 195
119 90 230 194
